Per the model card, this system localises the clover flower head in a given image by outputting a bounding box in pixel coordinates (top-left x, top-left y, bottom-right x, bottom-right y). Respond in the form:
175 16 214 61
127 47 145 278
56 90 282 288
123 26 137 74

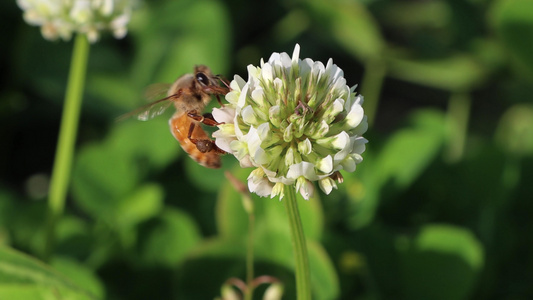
213 44 368 200
17 0 135 43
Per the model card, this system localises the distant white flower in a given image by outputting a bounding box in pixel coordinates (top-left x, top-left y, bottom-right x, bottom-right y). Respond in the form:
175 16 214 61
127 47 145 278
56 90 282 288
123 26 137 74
17 0 135 43
213 44 368 200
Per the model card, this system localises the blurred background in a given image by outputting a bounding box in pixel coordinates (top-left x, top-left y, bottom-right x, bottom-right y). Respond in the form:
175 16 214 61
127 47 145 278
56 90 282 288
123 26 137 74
1 0 533 299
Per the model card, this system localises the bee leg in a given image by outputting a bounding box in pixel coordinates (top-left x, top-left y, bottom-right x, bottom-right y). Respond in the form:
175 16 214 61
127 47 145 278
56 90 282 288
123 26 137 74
187 123 226 154
215 94 224 107
187 111 224 126
215 74 231 89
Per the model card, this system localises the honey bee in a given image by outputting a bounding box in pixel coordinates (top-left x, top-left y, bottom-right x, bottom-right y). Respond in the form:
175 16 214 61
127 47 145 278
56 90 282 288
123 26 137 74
119 65 230 168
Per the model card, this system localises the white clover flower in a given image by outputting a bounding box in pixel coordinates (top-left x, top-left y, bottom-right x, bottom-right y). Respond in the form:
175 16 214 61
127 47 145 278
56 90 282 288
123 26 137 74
213 44 368 200
17 0 135 43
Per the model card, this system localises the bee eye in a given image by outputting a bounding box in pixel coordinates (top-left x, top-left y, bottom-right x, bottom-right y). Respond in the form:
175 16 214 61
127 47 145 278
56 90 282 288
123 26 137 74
196 73 209 86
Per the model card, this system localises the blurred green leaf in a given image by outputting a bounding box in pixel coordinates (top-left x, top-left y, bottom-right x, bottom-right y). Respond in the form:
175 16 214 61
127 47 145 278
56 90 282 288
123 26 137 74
399 224 484 300
307 241 340 300
387 54 487 91
305 0 385 61
108 118 180 170
5 201 47 254
495 104 533 156
0 247 98 300
72 143 139 219
185 157 227 193
381 1 451 29
138 207 201 267
115 183 164 229
346 110 446 229
51 257 105 299
491 0 533 79
344 153 382 229
376 109 447 189
86 74 139 111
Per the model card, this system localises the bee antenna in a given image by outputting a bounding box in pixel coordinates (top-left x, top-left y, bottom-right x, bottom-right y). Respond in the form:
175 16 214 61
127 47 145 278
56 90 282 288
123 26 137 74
215 74 231 89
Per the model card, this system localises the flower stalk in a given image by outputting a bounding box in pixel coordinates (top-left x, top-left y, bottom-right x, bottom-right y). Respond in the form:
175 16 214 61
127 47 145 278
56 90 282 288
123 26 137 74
284 185 311 300
44 34 90 261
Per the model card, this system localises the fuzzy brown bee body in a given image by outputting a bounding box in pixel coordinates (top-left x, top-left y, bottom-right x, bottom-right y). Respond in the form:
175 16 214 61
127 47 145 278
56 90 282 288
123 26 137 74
119 65 229 168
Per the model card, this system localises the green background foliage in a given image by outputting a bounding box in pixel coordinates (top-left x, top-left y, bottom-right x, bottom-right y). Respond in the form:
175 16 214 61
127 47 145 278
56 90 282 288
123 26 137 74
1 0 533 299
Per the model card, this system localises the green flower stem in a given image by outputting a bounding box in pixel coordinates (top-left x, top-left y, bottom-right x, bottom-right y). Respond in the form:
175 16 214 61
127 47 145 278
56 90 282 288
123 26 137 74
445 92 471 163
243 194 255 300
284 185 311 300
44 34 90 261
360 59 387 127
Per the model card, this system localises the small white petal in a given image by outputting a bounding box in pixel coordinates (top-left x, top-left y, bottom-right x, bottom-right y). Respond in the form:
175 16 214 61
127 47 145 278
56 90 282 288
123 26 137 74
242 105 258 125
256 122 270 142
273 78 283 90
341 156 356 172
287 162 319 181
245 127 261 153
271 182 285 200
251 88 265 107
269 105 281 128
345 100 364 128
231 75 246 91
248 177 273 197
317 155 333 173
297 178 314 200
298 138 312 155
225 90 240 105
247 64 261 81
318 177 337 194
262 63 274 83
212 107 235 124
283 123 294 142
332 131 350 149
292 44 301 64
230 140 247 158
214 135 234 153
279 52 292 69
312 61 326 78
237 84 249 108
285 147 295 167
268 52 281 65
248 167 265 183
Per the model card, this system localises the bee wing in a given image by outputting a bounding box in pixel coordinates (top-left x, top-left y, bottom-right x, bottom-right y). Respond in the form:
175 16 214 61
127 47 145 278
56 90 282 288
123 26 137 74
116 83 175 122
144 83 173 102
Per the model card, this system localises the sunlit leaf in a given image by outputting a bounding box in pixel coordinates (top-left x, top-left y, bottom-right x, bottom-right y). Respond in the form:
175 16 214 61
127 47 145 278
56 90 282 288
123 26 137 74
375 109 446 189
0 247 98 300
51 257 105 299
72 143 139 219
